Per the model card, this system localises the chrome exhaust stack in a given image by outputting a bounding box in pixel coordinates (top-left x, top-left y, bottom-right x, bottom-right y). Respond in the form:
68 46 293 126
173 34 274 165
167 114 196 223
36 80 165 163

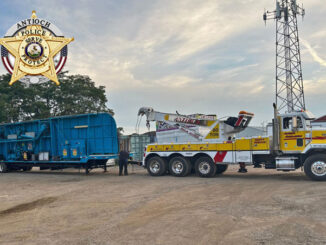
272 103 280 154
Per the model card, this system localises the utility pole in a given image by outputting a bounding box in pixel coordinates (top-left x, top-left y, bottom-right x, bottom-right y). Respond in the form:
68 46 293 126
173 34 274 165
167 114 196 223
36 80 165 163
264 0 306 113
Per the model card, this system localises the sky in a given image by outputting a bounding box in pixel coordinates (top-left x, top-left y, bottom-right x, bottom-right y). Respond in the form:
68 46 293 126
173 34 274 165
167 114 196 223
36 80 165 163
0 0 326 134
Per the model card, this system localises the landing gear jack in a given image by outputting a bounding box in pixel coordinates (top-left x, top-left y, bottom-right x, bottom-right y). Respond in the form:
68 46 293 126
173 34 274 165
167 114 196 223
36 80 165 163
238 162 248 173
253 163 262 168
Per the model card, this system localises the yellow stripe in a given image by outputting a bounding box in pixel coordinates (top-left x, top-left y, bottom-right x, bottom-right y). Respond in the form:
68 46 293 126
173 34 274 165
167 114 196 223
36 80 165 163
147 137 270 152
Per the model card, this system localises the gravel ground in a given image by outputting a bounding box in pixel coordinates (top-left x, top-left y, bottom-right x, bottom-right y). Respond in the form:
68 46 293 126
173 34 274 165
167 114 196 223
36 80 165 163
0 165 325 245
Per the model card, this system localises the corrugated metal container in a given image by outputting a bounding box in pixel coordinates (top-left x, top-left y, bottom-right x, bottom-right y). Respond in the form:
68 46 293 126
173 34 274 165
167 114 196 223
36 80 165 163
130 132 156 161
118 132 156 162
119 135 131 152
130 134 151 161
0 113 118 170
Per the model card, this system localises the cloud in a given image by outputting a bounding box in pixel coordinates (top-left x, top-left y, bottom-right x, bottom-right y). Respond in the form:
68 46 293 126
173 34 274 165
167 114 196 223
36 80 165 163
301 39 326 67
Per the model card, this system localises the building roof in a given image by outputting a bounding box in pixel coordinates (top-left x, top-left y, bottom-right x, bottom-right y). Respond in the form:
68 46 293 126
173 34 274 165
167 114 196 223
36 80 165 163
313 115 326 122
236 126 266 137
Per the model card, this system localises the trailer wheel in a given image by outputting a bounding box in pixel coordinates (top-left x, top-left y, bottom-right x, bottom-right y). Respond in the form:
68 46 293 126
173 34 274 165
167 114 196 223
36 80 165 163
147 157 167 176
22 167 33 171
304 154 326 181
195 157 216 178
0 163 8 173
216 164 228 175
169 156 191 177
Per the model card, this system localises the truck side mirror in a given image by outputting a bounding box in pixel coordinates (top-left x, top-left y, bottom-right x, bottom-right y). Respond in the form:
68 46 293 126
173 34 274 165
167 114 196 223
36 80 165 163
292 116 298 131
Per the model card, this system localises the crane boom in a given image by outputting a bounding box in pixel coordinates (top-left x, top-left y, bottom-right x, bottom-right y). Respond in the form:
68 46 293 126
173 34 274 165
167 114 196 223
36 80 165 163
138 107 254 143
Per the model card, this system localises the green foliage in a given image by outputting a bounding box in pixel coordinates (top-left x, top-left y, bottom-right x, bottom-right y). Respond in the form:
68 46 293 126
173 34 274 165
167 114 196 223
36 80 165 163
0 72 113 123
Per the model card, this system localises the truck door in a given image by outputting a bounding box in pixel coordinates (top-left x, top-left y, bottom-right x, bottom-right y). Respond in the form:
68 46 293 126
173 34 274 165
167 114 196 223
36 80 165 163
280 116 306 152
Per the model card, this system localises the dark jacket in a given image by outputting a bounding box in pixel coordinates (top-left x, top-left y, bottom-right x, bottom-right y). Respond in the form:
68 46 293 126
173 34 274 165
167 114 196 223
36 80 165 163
119 150 129 163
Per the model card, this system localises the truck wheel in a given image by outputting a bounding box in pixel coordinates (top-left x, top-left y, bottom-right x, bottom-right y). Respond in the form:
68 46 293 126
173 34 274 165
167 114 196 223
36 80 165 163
0 163 8 173
169 156 191 177
195 157 216 178
216 164 228 175
147 157 167 176
304 154 326 181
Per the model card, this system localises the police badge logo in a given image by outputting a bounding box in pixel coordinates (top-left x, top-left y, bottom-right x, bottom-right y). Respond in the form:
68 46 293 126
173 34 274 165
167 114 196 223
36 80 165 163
0 11 74 85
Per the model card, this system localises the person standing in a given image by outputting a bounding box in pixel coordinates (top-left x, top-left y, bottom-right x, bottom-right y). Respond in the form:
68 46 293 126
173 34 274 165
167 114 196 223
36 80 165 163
119 149 129 176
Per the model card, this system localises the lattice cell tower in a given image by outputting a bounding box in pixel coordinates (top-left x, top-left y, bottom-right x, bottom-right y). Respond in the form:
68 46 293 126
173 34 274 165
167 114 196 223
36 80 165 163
264 0 306 114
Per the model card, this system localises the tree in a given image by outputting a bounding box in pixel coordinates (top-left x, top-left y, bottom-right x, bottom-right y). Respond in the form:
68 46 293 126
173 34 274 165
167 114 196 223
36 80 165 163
0 72 113 123
117 127 124 136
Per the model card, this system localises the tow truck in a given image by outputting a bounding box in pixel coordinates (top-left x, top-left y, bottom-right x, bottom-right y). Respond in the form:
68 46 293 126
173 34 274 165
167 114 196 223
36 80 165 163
138 105 326 180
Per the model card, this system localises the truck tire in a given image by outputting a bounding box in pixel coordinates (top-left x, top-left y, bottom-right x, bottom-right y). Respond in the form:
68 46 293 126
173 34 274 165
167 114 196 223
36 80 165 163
169 156 191 177
304 154 326 181
195 157 217 178
147 156 167 176
216 164 228 175
0 163 8 173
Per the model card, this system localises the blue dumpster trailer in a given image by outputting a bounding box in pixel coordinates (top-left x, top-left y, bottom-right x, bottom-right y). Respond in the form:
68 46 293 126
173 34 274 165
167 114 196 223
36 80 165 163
0 113 119 174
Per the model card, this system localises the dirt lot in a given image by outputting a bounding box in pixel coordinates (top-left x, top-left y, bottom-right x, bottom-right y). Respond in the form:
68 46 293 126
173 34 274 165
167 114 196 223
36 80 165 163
0 165 325 245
